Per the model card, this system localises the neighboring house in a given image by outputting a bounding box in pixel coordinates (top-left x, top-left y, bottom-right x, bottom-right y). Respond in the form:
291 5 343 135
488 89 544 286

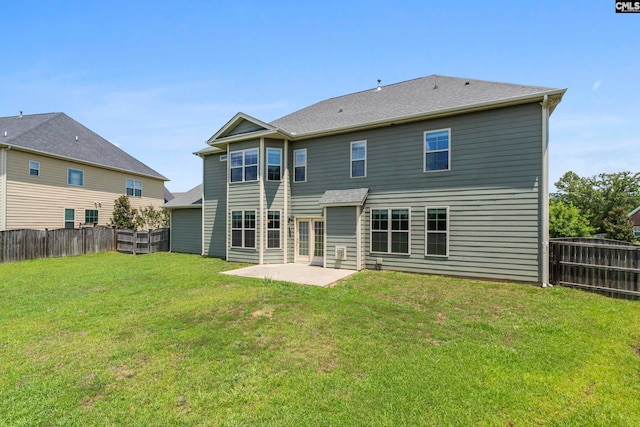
0 112 167 230
164 184 202 254
629 207 640 239
194 75 566 284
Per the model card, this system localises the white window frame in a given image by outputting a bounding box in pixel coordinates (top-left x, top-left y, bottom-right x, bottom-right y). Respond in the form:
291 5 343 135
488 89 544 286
64 208 75 229
67 168 84 186
126 179 143 197
266 210 281 249
634 226 640 239
370 208 411 255
424 128 451 173
229 148 259 183
266 148 282 182
29 161 40 176
293 148 307 183
350 140 367 178
231 210 256 249
425 206 449 257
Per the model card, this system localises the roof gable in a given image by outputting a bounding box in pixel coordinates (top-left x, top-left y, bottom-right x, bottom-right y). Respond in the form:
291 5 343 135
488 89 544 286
0 113 167 180
164 184 202 208
207 112 277 144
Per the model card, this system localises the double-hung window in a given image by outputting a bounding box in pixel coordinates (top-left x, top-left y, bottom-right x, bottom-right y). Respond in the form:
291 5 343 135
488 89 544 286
29 161 40 176
351 140 366 178
230 148 259 182
266 148 282 181
67 168 84 186
371 208 410 254
85 209 99 224
267 211 281 249
426 207 449 256
634 226 640 239
231 210 256 248
126 179 143 197
293 149 307 182
64 208 75 229
424 129 450 172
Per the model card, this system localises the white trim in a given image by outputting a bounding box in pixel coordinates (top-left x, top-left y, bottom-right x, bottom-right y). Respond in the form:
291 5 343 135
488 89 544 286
265 209 282 250
424 128 451 173
206 112 278 144
350 140 367 179
323 209 327 268
229 148 259 183
230 210 257 249
283 139 289 262
28 160 40 176
225 145 229 260
356 205 362 270
220 155 227 161
1 148 7 230
67 167 84 186
266 147 282 181
293 148 307 183
126 178 143 197
629 206 640 217
541 95 550 285
425 206 449 257
369 207 411 255
259 138 265 264
64 208 75 229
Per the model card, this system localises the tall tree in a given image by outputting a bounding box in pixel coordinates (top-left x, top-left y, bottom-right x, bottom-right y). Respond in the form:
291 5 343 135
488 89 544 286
602 206 635 242
109 196 138 230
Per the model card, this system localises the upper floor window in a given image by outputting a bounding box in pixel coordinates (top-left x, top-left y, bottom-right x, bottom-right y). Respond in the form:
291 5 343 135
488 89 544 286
230 148 258 182
266 148 282 181
351 140 366 178
294 149 307 182
67 168 84 186
29 161 40 176
424 129 450 172
371 208 410 254
126 179 143 197
426 207 449 257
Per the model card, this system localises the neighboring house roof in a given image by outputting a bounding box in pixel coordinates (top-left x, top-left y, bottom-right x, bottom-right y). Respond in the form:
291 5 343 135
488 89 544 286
628 206 640 217
0 112 167 180
163 184 202 208
319 188 369 207
164 187 175 203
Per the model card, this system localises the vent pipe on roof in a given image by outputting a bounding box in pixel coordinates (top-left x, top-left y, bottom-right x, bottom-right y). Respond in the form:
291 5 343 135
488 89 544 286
19 111 23 118
3 131 7 137
75 136 79 141
375 79 382 91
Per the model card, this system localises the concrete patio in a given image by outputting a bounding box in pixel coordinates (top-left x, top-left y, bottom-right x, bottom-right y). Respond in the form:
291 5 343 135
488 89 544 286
221 263 358 287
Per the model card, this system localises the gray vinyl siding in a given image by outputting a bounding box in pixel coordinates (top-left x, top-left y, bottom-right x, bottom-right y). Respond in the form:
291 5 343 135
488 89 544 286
325 207 357 270
202 154 227 257
171 208 202 254
227 120 265 137
289 102 543 282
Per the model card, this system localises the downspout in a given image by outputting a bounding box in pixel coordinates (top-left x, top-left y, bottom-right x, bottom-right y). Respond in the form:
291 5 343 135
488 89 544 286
283 139 289 263
356 205 362 270
200 154 205 256
1 147 8 231
259 137 265 265
226 145 230 262
541 95 550 287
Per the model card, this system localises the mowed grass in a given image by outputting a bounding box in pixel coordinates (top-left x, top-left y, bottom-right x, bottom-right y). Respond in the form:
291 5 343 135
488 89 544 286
1 253 639 426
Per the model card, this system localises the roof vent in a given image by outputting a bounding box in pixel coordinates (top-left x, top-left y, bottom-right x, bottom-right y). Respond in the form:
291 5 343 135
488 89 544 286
3 131 7 137
375 79 382 91
75 136 79 141
338 107 343 113
465 81 470 85
19 111 23 118
433 84 438 90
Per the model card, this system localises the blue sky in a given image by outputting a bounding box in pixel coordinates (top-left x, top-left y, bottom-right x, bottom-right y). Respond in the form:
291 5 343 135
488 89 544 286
1 1 638 193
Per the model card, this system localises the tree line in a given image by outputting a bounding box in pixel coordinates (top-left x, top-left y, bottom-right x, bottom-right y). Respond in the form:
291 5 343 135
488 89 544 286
551 171 640 241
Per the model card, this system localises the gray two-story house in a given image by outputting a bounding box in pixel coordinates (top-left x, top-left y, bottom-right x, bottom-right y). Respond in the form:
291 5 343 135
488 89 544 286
195 75 565 284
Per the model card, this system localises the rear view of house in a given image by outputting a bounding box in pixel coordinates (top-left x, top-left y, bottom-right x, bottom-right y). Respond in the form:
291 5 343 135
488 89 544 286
192 75 565 284
0 112 167 230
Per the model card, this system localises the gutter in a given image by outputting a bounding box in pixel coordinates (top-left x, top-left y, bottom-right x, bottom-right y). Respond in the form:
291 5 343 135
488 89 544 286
541 94 550 287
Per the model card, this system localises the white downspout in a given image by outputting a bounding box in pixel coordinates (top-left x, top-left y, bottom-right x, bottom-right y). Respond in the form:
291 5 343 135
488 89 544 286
259 137 265 265
541 95 550 287
283 139 289 264
226 145 230 261
1 147 8 231
356 205 362 270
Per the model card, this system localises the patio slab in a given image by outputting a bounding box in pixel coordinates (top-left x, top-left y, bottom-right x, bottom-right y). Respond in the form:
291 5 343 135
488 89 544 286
221 263 358 287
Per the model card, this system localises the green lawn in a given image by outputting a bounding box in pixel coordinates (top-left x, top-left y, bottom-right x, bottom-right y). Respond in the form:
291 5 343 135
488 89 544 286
1 252 639 426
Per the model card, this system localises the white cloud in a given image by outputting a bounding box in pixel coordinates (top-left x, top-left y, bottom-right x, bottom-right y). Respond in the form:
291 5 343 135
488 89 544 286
592 80 602 90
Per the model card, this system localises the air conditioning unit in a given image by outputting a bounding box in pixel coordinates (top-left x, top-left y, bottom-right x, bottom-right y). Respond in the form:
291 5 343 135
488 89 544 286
335 246 347 260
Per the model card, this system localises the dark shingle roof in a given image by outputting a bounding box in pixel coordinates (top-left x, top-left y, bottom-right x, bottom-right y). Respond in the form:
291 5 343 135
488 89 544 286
270 75 563 136
164 184 202 208
0 112 167 180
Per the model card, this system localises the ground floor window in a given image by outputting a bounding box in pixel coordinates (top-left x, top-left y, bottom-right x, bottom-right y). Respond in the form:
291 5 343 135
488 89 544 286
634 226 640 239
231 210 256 248
371 208 410 254
267 211 280 249
426 207 448 256
85 209 99 224
64 208 75 229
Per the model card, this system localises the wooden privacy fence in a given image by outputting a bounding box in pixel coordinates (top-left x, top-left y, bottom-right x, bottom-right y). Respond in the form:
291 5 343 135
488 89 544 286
549 238 640 299
116 228 170 254
0 226 116 263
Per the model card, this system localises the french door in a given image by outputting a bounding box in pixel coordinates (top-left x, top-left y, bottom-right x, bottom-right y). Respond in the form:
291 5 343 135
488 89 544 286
296 218 324 266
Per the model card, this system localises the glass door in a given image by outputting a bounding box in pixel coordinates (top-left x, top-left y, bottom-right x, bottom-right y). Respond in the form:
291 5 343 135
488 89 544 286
297 220 310 263
296 218 324 265
312 220 324 266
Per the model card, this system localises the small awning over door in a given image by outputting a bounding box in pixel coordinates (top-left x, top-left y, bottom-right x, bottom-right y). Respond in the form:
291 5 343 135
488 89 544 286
319 188 369 207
